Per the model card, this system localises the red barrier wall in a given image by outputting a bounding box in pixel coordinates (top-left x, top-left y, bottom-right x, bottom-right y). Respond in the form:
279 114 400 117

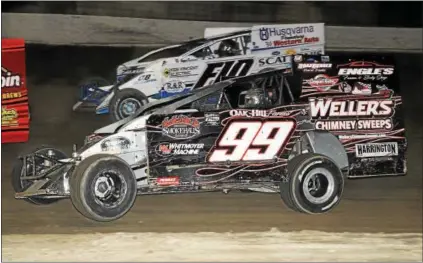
1 38 30 143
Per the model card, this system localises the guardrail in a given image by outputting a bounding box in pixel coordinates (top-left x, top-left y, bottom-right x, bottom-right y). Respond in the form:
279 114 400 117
2 13 422 53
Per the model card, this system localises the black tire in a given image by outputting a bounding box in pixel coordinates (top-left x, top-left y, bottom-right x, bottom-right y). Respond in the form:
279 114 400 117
109 88 148 122
280 153 344 214
11 146 67 205
70 154 137 222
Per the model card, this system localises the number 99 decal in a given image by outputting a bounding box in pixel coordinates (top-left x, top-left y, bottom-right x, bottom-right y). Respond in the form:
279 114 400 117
207 118 297 163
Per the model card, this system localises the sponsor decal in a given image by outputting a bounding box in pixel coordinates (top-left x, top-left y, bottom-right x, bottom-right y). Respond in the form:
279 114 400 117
163 80 186 93
272 38 318 48
1 67 22 88
297 63 332 72
309 98 396 131
259 26 320 49
284 49 297 55
100 136 131 153
2 107 17 120
207 117 296 163
157 142 205 156
309 98 394 118
339 134 386 140
337 61 394 81
294 55 303 63
84 134 104 145
300 47 323 55
204 113 220 126
156 176 180 186
271 51 281 56
259 26 315 41
164 66 199 78
1 107 18 125
136 74 155 84
2 91 23 100
161 115 201 140
163 68 170 78
352 82 372 95
229 109 292 118
339 67 394 76
195 59 254 88
122 67 144 75
305 74 339 91
258 55 291 67
339 82 352 93
355 142 398 158
314 119 393 131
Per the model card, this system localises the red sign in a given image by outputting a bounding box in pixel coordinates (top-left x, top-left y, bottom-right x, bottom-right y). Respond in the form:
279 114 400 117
156 176 180 186
1 38 30 143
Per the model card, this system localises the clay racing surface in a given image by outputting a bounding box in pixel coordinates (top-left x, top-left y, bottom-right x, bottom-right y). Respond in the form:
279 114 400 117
1 47 422 261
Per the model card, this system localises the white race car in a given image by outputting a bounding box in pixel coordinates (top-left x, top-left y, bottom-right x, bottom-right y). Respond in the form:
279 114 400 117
73 24 325 122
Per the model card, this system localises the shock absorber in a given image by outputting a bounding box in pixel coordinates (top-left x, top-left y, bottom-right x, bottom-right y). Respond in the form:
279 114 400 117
44 149 55 167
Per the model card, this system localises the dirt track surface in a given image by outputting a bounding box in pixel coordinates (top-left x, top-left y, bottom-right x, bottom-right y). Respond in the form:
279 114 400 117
1 52 422 238
3 231 422 262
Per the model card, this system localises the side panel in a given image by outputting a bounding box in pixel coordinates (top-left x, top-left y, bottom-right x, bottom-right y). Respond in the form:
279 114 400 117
1 38 30 144
251 23 325 55
145 109 302 189
294 54 406 178
204 23 325 56
162 54 293 93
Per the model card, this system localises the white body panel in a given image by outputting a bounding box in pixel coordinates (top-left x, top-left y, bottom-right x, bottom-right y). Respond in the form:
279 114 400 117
75 109 198 183
250 23 325 55
205 23 325 56
116 44 182 77
96 53 293 111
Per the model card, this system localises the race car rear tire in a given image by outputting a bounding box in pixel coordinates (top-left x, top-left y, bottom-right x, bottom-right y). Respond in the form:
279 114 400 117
280 153 344 214
12 146 67 205
109 88 148 122
70 154 137 222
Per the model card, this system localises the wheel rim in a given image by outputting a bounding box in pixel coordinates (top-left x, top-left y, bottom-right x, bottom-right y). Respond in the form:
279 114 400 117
118 98 143 118
92 170 128 208
302 167 335 204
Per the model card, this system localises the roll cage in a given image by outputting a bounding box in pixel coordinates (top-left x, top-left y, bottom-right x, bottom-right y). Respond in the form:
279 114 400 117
137 68 295 116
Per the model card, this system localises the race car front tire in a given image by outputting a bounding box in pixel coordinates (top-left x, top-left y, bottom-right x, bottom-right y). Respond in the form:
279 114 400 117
70 154 137 222
280 153 344 214
109 89 148 122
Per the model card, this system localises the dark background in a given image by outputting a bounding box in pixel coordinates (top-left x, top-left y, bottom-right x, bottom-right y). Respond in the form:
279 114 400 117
2 1 422 27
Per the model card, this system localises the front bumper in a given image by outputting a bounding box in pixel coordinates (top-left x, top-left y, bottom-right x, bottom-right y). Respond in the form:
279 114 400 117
15 163 75 199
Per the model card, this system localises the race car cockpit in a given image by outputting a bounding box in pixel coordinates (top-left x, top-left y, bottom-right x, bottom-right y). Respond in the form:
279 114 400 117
226 70 297 110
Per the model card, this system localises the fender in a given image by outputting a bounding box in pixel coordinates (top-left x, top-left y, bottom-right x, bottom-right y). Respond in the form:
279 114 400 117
95 72 161 115
95 91 115 114
291 131 349 171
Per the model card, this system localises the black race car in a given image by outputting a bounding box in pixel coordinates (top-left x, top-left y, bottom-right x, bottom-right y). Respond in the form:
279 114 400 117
12 65 406 222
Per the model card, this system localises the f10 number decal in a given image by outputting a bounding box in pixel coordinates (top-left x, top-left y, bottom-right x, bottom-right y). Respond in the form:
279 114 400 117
195 59 254 88
207 118 296 163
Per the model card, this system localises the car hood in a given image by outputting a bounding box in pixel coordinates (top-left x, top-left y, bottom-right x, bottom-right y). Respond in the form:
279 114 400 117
117 61 151 76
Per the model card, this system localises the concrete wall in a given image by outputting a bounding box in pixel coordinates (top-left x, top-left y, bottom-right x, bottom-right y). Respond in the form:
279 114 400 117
2 2 377 25
3 1 422 27
3 13 422 53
